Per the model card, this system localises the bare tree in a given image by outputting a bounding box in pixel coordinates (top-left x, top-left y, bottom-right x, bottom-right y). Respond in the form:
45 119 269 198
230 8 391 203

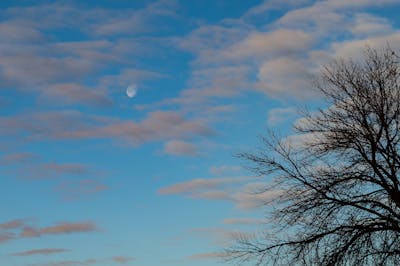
226 46 400 266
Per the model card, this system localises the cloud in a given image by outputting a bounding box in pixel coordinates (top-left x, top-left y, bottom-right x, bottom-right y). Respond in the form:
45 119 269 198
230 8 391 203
167 0 400 110
209 165 242 176
20 221 98 239
243 0 312 19
0 52 97 88
0 219 98 244
94 111 214 145
0 22 44 43
0 110 214 145
99 68 166 91
0 219 26 229
20 162 91 180
257 57 314 98
330 32 400 60
223 218 264 225
267 107 297 125
0 152 38 165
0 152 106 198
29 256 136 266
175 22 249 60
186 252 224 261
163 140 198 156
29 259 98 266
0 1 180 110
159 176 282 209
222 29 313 62
191 190 231 200
57 179 108 200
190 227 252 246
38 222 97 235
350 13 392 37
11 248 70 256
158 177 248 195
154 65 251 113
111 256 135 264
88 0 179 36
232 183 284 209
0 231 15 243
38 162 89 176
38 83 112 107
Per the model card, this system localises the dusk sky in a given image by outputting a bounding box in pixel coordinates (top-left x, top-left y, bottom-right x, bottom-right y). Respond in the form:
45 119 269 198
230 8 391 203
1 1 400 265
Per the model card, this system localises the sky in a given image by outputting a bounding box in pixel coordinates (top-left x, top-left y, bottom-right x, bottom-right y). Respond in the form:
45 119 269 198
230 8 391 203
1 0 400 265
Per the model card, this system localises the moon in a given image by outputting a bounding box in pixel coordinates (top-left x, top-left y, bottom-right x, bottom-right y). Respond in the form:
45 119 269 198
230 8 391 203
126 84 137 98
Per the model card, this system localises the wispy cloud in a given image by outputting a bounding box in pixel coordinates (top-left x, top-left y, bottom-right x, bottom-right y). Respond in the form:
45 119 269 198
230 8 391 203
0 110 214 146
0 231 15 244
21 221 98 238
0 152 38 165
11 248 70 256
163 140 198 156
57 179 108 200
220 29 313 62
0 219 99 244
28 256 136 266
209 165 242 176
0 1 177 110
267 107 297 125
29 259 98 266
0 219 26 229
158 176 282 209
223 217 264 225
111 256 135 264
186 251 225 261
190 227 254 247
158 177 248 195
31 162 90 178
38 83 112 107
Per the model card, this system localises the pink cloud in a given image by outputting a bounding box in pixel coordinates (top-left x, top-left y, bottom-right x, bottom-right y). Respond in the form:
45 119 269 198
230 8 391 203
112 256 135 264
0 110 213 145
0 219 25 229
209 165 242 176
11 248 70 256
163 140 198 156
158 177 247 195
222 29 313 61
29 259 98 266
18 221 98 239
0 152 38 165
159 177 283 209
40 222 98 235
38 83 112 107
19 161 92 180
20 226 41 238
223 217 263 225
187 252 224 260
0 231 15 243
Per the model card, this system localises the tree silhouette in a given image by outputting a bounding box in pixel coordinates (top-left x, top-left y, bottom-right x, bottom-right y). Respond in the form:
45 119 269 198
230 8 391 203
227 46 400 266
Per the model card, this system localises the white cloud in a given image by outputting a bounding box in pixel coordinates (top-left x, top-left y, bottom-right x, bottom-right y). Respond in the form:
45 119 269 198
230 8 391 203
257 57 313 98
221 29 313 62
267 107 297 125
350 13 392 37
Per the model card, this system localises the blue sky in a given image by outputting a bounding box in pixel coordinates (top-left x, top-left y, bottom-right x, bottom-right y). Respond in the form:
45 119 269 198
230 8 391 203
1 0 400 265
